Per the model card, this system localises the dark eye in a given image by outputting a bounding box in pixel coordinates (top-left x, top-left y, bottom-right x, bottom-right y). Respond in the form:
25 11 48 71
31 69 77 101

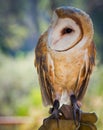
62 28 73 35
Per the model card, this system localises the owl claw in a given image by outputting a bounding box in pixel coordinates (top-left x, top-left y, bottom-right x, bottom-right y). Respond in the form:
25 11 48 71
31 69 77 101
72 103 81 126
49 99 60 114
70 95 81 126
43 100 60 127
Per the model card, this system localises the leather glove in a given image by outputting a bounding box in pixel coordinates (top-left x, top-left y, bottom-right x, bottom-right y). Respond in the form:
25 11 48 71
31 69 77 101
39 112 97 130
39 105 97 130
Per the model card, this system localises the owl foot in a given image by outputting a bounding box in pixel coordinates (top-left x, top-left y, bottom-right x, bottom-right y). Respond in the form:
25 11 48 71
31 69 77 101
70 94 81 126
43 100 61 127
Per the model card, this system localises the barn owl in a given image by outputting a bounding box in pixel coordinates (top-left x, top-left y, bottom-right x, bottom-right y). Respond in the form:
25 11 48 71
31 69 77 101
35 6 96 122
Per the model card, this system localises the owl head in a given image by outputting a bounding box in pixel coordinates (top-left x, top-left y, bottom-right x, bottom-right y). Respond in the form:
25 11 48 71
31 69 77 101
48 6 94 51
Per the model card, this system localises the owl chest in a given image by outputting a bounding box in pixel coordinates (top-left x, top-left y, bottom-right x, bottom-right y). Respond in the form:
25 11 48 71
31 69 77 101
48 50 84 88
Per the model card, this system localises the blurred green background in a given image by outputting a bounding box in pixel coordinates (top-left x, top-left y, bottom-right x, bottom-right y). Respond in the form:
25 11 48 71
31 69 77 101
0 0 103 130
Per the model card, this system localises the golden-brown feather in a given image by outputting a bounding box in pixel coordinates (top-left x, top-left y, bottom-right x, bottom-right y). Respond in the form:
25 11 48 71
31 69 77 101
35 31 54 106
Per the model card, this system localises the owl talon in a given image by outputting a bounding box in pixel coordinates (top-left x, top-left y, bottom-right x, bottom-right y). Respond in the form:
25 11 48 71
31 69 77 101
49 99 60 112
44 100 60 127
49 100 60 118
70 95 81 126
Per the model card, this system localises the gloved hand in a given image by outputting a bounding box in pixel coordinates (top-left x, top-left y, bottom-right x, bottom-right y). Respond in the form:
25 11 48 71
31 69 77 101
79 112 97 130
39 104 97 130
39 112 97 130
39 119 77 130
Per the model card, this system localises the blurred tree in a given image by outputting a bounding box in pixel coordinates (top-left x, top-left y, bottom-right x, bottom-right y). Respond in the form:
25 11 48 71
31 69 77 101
50 0 73 11
83 0 103 63
30 0 40 35
50 0 57 10
0 0 102 62
0 0 29 55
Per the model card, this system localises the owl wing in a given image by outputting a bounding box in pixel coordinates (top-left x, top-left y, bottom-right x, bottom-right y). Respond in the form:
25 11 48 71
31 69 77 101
76 42 96 101
35 32 53 106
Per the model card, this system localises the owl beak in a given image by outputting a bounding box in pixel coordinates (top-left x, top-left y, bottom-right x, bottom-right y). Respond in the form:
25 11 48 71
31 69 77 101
52 39 59 45
48 27 60 49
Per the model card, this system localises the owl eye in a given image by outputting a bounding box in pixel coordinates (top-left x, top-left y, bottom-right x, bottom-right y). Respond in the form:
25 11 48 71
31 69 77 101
62 27 73 35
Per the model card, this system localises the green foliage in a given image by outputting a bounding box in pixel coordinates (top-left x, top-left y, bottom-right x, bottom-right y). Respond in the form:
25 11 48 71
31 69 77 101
88 66 103 96
0 0 29 54
0 52 41 116
29 89 42 107
0 0 103 62
5 23 28 50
